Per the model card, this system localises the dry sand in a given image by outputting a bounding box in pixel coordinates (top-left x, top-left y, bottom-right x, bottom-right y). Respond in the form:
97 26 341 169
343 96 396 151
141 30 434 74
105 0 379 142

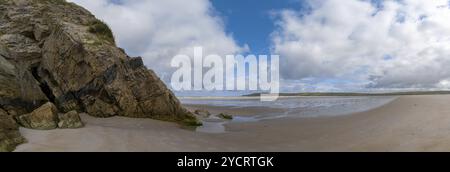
15 95 450 152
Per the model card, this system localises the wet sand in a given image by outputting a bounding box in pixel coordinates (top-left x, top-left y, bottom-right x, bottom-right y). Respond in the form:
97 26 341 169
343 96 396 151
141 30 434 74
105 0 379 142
15 95 450 152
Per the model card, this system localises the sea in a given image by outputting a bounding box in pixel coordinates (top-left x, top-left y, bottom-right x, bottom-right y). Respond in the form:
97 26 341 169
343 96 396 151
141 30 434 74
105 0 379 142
180 96 397 133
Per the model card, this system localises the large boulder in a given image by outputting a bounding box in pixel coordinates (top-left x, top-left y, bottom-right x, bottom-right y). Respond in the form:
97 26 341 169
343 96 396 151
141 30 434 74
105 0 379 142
58 110 84 129
0 108 25 152
0 0 195 123
15 102 59 130
0 53 48 116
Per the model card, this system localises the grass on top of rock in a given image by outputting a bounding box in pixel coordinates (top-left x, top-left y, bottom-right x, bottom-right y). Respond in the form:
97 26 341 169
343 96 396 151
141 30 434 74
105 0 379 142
44 0 68 5
88 20 115 45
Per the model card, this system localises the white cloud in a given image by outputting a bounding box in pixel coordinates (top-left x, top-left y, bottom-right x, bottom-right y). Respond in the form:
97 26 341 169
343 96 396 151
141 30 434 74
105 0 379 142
68 0 247 80
272 0 450 90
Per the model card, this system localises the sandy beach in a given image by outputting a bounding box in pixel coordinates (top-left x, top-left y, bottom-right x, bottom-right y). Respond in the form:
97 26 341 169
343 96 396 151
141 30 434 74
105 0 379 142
15 95 450 152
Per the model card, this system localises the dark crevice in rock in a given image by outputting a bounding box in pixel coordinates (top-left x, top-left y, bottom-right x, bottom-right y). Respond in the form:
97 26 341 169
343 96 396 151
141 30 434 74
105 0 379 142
38 81 56 103
20 31 36 41
30 65 56 104
104 64 117 84
0 98 47 113
127 57 144 70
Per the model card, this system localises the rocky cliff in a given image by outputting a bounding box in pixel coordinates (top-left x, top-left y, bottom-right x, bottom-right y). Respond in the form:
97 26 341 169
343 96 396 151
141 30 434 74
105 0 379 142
0 0 197 151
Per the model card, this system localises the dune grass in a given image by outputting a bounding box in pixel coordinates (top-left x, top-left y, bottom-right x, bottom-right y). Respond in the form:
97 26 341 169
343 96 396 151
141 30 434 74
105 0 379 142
88 20 115 45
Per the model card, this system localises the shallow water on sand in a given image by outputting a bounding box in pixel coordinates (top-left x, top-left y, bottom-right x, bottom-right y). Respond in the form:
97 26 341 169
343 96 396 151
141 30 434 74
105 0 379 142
181 96 397 133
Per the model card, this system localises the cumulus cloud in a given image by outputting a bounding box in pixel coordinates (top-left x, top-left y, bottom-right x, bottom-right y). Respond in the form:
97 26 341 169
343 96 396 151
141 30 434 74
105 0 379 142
272 0 450 90
68 0 247 80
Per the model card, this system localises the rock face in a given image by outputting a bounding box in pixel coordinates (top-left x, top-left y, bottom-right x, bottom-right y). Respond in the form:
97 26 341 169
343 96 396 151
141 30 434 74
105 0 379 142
58 110 84 129
15 102 59 130
0 0 193 120
0 0 197 151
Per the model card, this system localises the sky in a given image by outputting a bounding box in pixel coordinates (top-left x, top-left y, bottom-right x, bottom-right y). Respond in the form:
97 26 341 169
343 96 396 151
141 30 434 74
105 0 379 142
210 0 307 55
67 0 450 95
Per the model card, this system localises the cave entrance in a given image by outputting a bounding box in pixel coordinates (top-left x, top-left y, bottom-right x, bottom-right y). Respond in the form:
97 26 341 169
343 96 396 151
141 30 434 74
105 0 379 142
30 65 56 103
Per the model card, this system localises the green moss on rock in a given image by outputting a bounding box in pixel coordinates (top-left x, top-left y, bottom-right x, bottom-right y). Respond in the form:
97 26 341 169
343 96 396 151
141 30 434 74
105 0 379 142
181 117 203 127
88 20 115 45
217 113 233 120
